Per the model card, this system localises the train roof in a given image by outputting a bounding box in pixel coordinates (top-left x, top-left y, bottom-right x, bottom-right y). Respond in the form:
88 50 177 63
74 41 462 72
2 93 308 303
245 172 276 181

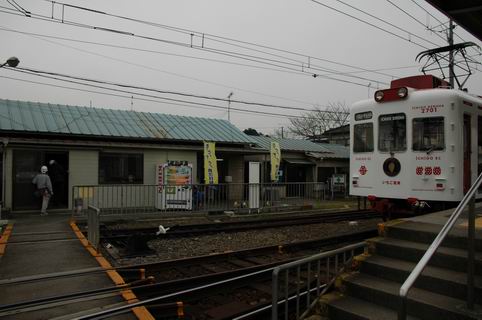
352 75 482 111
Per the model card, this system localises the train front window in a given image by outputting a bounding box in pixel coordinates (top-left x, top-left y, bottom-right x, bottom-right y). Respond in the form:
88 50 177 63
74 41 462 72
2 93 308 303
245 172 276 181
353 123 374 152
378 113 406 152
412 117 444 151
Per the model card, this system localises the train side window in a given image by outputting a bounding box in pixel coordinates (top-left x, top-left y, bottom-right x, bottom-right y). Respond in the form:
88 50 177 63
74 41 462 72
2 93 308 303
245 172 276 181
412 117 444 151
378 113 406 152
353 123 374 153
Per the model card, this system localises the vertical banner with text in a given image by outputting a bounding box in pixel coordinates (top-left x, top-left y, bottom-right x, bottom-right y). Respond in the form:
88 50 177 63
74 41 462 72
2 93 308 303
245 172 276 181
270 141 281 182
204 141 219 184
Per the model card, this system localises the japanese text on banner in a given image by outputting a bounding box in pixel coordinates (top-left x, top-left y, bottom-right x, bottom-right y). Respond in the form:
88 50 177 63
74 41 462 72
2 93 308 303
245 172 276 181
270 141 281 181
204 141 219 184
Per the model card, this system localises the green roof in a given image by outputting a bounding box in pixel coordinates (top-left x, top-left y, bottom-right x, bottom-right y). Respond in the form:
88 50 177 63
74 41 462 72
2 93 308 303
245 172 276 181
0 99 254 144
309 143 349 159
249 136 332 153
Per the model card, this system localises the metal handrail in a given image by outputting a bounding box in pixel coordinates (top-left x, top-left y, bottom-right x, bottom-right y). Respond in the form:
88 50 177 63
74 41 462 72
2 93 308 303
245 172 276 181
398 172 482 319
272 242 366 320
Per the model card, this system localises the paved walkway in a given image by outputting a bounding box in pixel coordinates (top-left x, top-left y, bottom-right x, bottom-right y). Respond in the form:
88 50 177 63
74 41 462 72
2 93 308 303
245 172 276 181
0 213 146 320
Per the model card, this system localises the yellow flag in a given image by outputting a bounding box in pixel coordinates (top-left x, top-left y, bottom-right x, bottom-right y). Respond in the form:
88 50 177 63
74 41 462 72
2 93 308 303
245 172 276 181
270 141 281 181
204 141 219 184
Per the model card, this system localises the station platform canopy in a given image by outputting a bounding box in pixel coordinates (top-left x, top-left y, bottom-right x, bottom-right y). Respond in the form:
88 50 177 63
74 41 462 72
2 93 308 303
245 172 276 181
426 1 482 42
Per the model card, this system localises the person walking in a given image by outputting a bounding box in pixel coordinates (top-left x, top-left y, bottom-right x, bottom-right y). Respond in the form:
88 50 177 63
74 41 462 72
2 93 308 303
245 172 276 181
32 165 53 216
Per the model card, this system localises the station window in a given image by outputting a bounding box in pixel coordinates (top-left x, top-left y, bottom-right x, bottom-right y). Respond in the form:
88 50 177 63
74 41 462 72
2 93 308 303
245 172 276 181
412 117 444 151
353 123 374 152
378 113 406 152
99 153 143 184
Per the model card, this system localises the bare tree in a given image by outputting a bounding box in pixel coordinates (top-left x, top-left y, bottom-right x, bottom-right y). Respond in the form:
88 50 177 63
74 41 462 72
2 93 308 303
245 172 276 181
270 127 295 139
288 102 349 139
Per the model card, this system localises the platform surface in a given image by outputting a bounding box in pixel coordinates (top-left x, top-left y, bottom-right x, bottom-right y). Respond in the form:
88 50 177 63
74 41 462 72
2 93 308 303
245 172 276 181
401 202 482 229
0 213 137 320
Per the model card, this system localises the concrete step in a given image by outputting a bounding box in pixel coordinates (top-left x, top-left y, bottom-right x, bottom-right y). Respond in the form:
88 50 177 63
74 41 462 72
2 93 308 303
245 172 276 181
343 273 482 320
361 254 482 304
321 291 420 320
384 221 482 251
368 237 482 274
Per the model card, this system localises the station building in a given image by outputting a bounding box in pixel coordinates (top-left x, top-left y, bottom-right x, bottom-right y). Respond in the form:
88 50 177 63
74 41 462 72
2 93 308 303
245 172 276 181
0 99 258 212
0 99 349 213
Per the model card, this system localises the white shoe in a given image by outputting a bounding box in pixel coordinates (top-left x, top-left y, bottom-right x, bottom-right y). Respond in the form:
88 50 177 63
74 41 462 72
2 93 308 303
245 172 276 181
40 212 48 216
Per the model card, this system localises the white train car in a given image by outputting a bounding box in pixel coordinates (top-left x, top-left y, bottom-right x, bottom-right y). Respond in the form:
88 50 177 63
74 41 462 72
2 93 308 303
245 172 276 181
350 75 482 218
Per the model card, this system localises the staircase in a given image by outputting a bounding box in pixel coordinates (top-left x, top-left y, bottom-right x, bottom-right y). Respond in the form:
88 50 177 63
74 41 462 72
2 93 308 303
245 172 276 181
320 220 482 320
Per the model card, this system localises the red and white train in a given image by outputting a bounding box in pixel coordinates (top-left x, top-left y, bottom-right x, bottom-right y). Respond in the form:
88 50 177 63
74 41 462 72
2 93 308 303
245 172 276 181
349 74 482 219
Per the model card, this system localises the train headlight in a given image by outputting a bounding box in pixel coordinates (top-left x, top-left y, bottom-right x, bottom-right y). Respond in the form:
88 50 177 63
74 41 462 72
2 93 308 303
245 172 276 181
397 87 408 98
374 90 384 102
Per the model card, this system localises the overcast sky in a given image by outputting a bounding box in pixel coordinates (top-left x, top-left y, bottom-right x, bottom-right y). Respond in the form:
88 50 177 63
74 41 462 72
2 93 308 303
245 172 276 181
1 0 481 135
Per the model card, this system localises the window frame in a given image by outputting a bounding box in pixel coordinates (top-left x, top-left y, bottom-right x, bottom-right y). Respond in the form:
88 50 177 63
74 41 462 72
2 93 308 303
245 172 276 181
353 122 374 153
412 116 445 152
378 113 407 153
98 152 144 185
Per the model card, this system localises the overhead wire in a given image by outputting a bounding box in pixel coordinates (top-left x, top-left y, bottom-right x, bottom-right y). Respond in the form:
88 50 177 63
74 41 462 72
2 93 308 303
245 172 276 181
2 68 341 121
309 0 431 50
1 24 421 85
9 66 349 113
41 0 400 79
0 75 301 137
0 2 389 86
384 0 448 44
409 0 481 56
331 0 444 48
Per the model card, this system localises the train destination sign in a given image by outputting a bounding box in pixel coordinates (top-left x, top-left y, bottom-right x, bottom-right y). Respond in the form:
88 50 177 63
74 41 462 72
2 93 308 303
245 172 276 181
355 111 372 121
379 113 405 122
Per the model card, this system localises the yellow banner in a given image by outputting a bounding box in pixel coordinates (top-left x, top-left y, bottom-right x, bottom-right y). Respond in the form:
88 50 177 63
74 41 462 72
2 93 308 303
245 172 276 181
204 141 219 184
270 141 281 181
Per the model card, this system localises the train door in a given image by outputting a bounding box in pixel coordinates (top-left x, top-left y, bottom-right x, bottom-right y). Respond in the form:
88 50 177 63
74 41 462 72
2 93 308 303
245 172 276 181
463 114 471 193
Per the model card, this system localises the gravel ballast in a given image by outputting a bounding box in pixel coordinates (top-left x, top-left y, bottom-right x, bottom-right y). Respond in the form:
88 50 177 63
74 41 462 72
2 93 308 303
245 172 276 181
111 218 380 266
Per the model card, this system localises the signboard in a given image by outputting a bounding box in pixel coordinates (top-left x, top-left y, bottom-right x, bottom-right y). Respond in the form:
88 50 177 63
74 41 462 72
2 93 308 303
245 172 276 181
156 161 193 210
332 174 345 185
204 141 219 184
355 111 373 121
249 162 260 210
270 141 281 182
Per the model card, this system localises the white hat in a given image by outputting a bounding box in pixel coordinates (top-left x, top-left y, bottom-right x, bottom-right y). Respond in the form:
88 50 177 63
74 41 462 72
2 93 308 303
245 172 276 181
41 166 48 173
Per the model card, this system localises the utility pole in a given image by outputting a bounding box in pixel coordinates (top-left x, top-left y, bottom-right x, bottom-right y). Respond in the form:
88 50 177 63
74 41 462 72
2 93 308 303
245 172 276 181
448 19 455 88
227 92 233 122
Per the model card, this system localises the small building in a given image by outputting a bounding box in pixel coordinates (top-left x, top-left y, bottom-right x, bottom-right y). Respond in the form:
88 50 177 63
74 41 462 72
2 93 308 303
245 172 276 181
245 136 349 184
0 99 256 212
307 143 350 183
314 124 350 146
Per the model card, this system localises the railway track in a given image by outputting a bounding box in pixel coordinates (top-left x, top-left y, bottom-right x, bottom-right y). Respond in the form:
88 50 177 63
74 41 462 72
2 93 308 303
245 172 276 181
0 229 376 319
96 210 380 256
120 229 376 319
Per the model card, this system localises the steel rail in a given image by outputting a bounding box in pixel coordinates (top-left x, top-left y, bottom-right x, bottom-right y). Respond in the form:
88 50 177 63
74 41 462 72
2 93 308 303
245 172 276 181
232 284 327 320
99 210 379 239
0 278 153 315
0 266 142 286
73 267 276 319
73 231 376 319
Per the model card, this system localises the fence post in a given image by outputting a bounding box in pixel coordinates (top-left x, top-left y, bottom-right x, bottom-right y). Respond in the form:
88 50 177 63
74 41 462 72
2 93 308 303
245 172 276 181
87 205 100 251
